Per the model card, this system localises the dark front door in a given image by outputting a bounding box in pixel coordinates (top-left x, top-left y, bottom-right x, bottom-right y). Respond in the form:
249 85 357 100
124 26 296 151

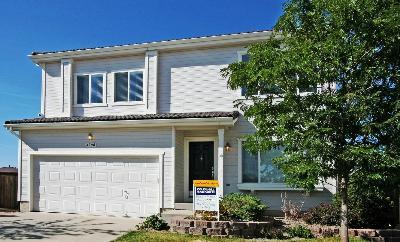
189 141 214 192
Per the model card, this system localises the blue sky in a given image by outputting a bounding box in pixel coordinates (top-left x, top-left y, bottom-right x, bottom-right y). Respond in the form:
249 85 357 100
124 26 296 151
0 0 285 168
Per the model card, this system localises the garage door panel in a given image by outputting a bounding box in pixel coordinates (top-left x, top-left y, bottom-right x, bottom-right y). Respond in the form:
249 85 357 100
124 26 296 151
79 171 92 182
78 186 91 197
94 202 107 213
94 172 108 182
34 156 160 218
64 171 76 181
63 186 76 196
78 201 91 212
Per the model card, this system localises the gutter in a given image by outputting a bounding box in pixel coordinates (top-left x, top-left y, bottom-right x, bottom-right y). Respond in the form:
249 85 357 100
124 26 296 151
4 116 237 131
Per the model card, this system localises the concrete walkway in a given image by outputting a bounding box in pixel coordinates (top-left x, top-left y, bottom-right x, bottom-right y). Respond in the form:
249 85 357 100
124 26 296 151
0 211 141 242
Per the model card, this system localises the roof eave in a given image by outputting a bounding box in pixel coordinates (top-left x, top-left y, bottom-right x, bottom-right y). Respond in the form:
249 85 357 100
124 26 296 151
4 116 237 131
29 31 274 64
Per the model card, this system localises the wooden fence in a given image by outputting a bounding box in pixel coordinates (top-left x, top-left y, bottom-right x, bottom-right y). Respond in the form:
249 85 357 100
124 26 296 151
0 173 18 209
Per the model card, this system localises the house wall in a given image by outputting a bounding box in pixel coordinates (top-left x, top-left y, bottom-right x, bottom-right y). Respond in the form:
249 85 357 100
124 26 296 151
158 46 242 113
173 117 332 211
41 46 245 118
19 128 174 208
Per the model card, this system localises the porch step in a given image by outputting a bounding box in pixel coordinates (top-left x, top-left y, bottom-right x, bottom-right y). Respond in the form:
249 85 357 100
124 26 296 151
174 203 193 211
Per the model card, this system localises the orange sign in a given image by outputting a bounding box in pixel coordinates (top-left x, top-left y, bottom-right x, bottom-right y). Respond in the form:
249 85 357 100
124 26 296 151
193 180 219 188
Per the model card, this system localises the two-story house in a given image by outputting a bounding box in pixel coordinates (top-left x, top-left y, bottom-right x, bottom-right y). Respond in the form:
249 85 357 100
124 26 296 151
4 30 333 217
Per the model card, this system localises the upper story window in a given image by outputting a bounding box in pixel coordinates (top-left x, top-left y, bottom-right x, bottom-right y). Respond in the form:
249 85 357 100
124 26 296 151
239 140 285 184
75 73 105 105
237 51 283 97
114 70 144 103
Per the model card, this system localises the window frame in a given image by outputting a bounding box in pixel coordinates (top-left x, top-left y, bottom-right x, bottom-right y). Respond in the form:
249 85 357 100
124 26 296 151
237 51 323 98
237 51 281 99
237 139 324 191
74 72 107 107
237 139 289 190
112 69 145 106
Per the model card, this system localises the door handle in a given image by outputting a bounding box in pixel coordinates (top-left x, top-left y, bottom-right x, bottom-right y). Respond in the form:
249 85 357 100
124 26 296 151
124 190 129 199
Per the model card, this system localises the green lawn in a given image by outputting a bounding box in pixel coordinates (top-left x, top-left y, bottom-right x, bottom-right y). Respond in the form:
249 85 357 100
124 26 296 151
112 231 368 242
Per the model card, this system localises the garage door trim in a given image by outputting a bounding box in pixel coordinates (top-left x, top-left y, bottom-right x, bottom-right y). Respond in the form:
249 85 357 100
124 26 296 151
27 148 165 213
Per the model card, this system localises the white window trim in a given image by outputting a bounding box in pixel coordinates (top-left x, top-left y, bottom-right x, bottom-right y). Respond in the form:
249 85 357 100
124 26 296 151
237 139 324 191
237 138 296 190
237 51 323 99
237 51 279 99
111 69 146 106
73 72 107 107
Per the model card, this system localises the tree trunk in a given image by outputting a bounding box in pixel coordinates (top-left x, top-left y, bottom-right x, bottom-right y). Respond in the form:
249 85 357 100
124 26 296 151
340 177 349 242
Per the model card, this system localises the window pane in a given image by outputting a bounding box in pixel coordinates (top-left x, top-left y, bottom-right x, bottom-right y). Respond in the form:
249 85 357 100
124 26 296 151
91 74 103 103
260 147 285 183
241 87 248 96
241 54 250 62
299 86 317 93
115 72 128 102
129 71 143 101
242 147 258 183
77 75 89 104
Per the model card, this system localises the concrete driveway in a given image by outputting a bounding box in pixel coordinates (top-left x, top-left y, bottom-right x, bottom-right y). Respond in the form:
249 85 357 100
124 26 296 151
0 211 141 242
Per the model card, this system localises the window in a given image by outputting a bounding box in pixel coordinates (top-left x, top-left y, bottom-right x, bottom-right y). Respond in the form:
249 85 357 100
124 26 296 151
75 74 105 105
237 52 283 97
239 140 285 184
114 70 144 102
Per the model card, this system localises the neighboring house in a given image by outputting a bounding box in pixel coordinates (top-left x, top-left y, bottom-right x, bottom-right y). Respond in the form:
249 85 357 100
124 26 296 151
4 30 333 217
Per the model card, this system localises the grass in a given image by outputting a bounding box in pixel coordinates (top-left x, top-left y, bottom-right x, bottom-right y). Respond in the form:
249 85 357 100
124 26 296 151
112 231 368 242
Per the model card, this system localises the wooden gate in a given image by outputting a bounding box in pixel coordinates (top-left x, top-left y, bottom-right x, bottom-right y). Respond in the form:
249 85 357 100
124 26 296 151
0 173 18 209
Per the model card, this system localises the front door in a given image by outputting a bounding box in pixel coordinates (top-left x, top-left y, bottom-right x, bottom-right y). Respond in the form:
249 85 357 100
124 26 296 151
188 141 214 196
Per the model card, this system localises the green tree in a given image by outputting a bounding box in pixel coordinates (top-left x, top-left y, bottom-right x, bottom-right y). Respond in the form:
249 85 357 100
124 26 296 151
222 0 400 241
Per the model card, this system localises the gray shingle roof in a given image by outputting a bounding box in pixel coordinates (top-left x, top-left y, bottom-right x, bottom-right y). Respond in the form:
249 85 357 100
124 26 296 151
4 111 239 125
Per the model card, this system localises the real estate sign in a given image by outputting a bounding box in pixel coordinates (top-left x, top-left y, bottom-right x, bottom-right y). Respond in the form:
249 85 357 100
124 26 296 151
193 180 219 220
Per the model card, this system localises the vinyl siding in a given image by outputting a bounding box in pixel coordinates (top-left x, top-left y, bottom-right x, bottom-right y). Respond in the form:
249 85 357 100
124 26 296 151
223 116 332 210
72 55 151 116
44 63 63 117
158 47 242 113
20 128 174 208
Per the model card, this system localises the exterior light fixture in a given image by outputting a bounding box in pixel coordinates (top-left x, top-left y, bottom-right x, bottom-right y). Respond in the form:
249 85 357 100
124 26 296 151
88 133 95 141
225 142 232 152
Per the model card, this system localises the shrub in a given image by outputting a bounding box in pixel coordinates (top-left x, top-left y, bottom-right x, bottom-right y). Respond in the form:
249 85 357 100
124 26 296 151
287 225 314 238
264 227 286 239
219 193 268 221
302 203 340 226
136 215 170 231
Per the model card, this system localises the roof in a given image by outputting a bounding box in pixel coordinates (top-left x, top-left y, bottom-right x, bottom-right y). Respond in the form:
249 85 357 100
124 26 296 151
31 29 272 56
29 30 274 63
4 111 239 125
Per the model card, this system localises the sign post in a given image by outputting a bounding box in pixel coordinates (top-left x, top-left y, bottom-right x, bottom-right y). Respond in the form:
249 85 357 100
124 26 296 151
193 180 219 221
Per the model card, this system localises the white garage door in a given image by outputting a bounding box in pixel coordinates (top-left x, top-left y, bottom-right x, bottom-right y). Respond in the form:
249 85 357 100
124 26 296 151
33 156 160 217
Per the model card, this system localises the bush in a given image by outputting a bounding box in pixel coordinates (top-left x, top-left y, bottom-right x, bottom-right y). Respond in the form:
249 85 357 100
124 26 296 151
302 203 340 226
287 225 314 238
136 215 170 231
219 193 268 221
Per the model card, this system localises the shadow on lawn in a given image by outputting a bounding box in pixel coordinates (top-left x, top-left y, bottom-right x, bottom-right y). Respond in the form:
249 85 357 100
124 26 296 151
0 215 121 240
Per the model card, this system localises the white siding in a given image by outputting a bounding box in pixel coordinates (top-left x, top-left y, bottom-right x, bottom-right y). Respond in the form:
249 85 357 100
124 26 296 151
224 116 332 210
20 128 174 208
72 55 151 116
158 47 242 113
44 63 63 117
